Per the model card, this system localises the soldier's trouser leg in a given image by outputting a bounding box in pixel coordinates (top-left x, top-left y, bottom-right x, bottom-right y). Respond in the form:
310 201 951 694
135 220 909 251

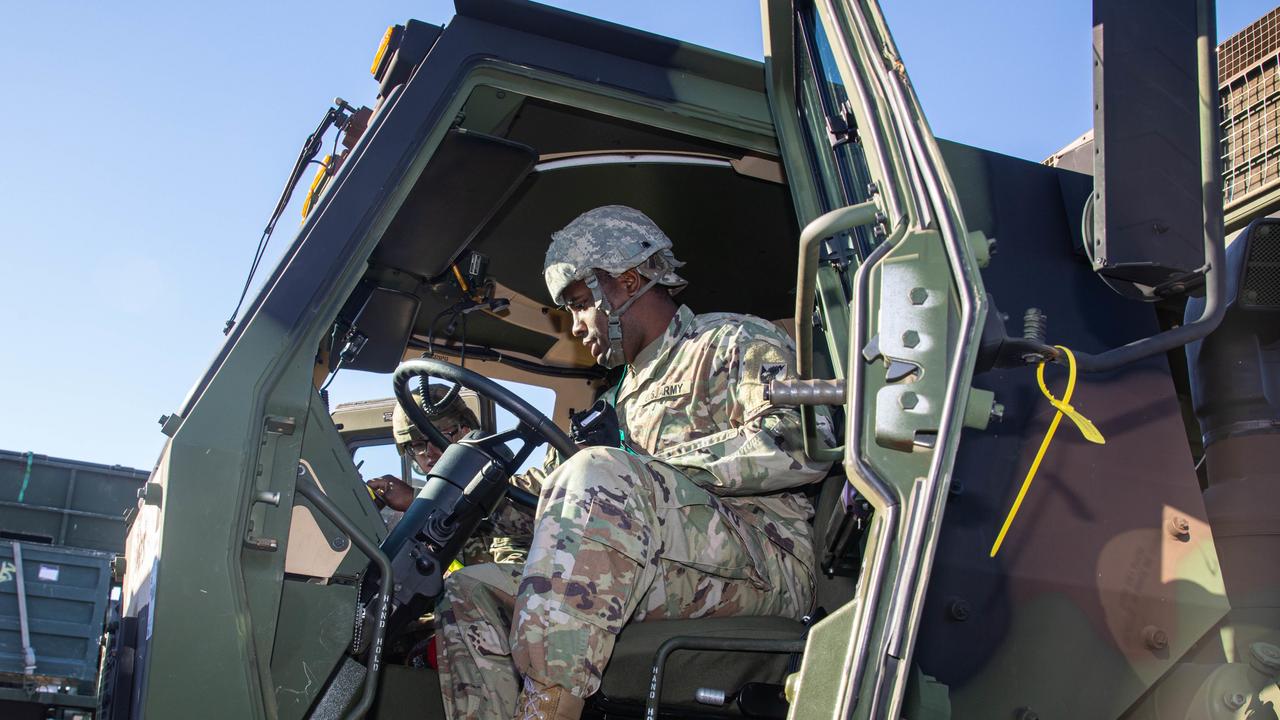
511 446 812 701
435 563 523 720
435 447 812 719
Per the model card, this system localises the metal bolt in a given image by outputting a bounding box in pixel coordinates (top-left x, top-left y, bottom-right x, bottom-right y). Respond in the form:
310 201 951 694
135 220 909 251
330 536 349 551
990 403 1006 424
1168 516 1190 538
900 392 919 410
947 598 971 622
1015 708 1039 720
1022 308 1048 343
1022 308 1049 363
1223 691 1247 711
909 287 929 305
866 182 880 196
1143 625 1169 651
902 330 921 348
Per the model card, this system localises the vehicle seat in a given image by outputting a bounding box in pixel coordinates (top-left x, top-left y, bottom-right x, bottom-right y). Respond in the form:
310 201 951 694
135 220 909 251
589 471 857 716
592 616 805 715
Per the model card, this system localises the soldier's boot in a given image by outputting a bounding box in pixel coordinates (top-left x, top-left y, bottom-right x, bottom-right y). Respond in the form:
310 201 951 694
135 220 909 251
513 678 585 720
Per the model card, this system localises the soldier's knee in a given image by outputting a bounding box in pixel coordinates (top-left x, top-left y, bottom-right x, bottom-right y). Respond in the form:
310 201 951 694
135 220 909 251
439 562 519 608
548 446 644 496
439 567 475 610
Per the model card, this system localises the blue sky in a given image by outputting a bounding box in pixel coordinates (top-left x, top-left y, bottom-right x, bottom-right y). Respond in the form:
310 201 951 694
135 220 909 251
0 1 1273 470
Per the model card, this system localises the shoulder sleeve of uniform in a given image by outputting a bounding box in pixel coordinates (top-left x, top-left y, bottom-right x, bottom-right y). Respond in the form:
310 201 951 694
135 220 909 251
726 321 797 422
656 316 830 495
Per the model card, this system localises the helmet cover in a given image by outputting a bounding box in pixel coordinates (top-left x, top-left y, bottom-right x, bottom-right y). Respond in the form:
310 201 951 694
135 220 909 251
391 385 480 448
543 205 686 306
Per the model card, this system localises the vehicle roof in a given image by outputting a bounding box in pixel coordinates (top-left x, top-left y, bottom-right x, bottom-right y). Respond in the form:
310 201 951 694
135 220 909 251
454 0 765 93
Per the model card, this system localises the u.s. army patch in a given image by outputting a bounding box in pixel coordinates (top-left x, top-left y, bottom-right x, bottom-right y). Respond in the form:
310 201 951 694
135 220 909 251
641 382 687 404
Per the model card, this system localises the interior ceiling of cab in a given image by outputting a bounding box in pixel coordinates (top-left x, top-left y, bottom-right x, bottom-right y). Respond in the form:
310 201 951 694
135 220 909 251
367 94 799 369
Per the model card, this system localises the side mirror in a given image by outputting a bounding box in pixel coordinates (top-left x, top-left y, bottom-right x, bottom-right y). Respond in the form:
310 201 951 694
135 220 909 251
1090 0 1216 301
1068 0 1227 372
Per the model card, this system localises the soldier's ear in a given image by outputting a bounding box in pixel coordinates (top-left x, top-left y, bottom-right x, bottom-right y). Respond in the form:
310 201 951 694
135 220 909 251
618 269 643 295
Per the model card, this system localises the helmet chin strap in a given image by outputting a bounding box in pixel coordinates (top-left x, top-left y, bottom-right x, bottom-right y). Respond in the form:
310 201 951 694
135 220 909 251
584 271 662 368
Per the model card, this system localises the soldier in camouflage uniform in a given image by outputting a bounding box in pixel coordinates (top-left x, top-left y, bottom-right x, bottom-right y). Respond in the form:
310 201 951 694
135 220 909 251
435 205 834 720
368 385 536 565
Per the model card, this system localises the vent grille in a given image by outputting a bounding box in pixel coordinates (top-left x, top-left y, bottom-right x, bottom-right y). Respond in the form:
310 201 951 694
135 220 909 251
1242 222 1280 308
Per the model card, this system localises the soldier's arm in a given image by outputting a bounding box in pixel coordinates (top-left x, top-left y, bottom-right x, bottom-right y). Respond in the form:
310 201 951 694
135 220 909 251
655 327 834 495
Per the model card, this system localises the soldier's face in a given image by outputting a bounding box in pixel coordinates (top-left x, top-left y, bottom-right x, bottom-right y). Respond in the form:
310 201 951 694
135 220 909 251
407 423 472 474
562 279 614 365
407 440 443 474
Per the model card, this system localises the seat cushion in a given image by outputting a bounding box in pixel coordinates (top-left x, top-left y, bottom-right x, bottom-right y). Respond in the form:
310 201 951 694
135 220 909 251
594 616 805 714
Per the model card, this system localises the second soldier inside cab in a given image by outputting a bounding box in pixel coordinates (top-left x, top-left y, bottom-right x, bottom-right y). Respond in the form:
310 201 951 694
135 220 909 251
367 384 537 565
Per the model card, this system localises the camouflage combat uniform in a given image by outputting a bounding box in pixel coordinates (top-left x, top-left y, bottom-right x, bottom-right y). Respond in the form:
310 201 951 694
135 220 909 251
435 305 834 719
462 470 544 565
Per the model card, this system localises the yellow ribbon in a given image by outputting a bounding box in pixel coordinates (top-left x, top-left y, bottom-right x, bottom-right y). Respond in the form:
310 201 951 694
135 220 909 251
990 346 1105 557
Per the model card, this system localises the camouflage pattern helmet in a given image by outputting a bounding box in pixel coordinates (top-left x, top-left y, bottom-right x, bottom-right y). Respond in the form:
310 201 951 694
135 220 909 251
543 205 687 307
392 385 480 448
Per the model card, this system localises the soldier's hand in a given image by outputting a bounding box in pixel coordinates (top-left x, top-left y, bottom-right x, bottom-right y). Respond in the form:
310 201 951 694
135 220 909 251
366 475 414 512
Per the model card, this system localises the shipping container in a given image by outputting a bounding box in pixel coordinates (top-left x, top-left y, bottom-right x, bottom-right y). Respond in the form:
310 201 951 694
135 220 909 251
0 450 147 554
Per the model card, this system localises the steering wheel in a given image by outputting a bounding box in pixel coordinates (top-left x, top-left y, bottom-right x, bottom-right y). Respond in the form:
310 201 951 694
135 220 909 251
391 358 577 508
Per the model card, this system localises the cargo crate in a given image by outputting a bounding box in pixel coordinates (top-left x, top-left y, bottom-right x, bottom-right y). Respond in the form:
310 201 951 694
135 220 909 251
0 542 114 691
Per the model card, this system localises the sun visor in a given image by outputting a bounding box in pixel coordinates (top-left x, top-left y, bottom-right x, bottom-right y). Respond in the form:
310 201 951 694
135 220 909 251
373 129 537 279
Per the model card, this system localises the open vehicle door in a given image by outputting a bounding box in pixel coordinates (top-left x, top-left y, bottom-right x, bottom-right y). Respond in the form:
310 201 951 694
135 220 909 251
761 2 990 718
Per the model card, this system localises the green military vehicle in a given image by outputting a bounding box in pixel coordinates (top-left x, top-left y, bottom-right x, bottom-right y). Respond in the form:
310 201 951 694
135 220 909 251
105 0 1280 718
0 449 149 720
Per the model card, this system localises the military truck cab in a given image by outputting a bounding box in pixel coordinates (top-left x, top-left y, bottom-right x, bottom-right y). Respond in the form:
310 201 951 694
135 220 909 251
108 1 1277 719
